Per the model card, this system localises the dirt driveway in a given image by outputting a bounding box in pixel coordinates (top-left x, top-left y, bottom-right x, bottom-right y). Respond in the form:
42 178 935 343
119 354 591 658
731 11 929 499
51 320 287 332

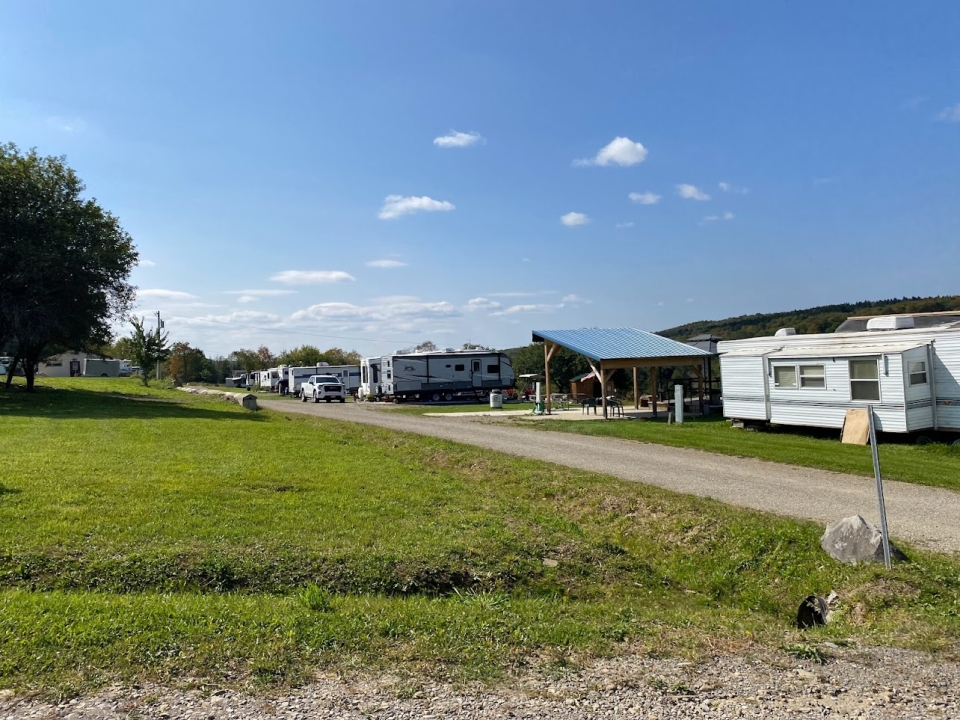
260 398 960 555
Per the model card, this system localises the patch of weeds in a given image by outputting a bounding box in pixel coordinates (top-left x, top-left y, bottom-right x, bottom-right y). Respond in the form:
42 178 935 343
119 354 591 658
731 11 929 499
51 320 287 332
784 643 828 665
298 584 335 613
671 681 694 695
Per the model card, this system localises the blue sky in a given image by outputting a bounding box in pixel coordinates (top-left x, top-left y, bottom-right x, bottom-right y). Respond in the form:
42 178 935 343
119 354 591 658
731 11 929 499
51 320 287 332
2 2 959 357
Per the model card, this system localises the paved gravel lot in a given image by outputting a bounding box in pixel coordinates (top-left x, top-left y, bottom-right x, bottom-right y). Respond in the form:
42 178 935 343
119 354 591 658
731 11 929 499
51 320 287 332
261 399 960 555
3 646 958 719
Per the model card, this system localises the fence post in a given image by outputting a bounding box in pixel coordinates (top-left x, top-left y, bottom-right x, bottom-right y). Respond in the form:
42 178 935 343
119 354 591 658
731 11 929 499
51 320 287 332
867 405 892 569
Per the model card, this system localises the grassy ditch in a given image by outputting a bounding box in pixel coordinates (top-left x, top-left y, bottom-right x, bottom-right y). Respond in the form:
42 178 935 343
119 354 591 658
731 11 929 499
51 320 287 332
515 415 960 493
0 378 958 692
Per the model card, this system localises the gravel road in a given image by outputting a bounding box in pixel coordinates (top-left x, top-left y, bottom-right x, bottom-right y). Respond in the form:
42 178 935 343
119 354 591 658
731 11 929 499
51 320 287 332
260 399 960 555
4 646 958 719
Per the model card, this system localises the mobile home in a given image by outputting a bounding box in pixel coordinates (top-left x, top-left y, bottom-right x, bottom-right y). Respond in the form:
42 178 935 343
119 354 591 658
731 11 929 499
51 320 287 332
360 350 515 402
718 312 960 436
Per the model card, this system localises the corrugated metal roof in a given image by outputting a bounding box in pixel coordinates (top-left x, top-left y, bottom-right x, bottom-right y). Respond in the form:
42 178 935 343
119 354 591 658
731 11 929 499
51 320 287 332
531 327 713 362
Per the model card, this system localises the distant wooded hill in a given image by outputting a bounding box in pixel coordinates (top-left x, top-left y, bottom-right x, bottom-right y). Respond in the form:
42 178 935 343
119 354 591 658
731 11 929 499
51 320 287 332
657 296 960 342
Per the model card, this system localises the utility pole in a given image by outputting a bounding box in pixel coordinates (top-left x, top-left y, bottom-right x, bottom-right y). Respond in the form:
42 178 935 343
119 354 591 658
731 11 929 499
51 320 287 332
156 311 163 381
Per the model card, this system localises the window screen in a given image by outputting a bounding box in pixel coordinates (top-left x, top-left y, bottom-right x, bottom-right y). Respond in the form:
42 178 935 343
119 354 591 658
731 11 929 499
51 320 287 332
486 364 499 374
799 365 825 389
454 364 465 372
849 359 880 401
908 360 927 386
774 365 797 389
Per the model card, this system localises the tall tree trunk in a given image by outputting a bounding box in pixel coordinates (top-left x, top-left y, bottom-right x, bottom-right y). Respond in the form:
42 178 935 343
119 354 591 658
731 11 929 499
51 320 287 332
4 353 20 390
24 361 35 392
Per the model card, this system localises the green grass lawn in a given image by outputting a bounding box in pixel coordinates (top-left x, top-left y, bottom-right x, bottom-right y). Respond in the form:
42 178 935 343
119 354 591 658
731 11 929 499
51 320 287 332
514 415 960 493
1 378 958 693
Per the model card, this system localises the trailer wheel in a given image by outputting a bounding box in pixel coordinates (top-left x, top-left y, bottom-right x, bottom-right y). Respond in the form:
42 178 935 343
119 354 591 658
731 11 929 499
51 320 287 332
101 373 108 377
431 392 441 402
444 392 453 402
952 438 960 447
915 435 934 446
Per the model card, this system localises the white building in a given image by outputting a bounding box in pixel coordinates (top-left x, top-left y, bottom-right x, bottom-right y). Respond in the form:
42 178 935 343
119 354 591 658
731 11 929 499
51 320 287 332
718 312 960 436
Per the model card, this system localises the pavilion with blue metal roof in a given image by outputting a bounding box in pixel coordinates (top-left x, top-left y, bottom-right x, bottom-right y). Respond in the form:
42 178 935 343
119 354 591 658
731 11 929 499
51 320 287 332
531 327 714 418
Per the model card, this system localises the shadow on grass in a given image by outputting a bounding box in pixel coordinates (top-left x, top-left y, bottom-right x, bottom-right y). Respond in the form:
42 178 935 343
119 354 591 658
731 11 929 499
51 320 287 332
0 386 265 422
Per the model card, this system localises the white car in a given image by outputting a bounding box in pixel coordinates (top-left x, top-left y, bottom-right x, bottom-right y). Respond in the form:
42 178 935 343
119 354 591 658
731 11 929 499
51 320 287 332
300 374 347 403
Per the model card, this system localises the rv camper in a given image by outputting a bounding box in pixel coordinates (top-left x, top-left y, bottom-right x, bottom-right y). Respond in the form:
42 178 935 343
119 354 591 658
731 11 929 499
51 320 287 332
82 358 121 377
360 349 515 402
718 312 960 437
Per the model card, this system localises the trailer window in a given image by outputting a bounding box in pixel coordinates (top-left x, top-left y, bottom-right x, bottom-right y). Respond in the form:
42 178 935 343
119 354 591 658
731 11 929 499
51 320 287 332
454 364 465 372
799 365 825 389
850 359 880 401
773 365 797 389
908 360 927 386
486 364 499 374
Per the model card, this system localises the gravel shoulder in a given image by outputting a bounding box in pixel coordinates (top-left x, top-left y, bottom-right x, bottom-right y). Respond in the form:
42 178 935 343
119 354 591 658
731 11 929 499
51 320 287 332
260 399 960 555
4 646 958 719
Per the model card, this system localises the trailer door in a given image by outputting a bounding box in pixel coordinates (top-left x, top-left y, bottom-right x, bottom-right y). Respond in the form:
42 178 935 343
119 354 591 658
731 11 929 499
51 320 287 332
472 359 482 387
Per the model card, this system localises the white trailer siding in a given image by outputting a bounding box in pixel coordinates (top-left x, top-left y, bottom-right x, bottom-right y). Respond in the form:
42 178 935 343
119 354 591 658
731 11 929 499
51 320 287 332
931 334 960 429
361 352 514 399
903 346 935 432
720 354 768 420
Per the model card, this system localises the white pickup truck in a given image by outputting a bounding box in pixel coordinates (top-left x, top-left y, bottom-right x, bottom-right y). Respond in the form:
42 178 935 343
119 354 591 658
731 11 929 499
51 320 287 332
300 374 347 403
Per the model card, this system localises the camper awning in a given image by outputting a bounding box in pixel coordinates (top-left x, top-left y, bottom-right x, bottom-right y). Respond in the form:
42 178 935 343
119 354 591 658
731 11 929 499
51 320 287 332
767 343 927 359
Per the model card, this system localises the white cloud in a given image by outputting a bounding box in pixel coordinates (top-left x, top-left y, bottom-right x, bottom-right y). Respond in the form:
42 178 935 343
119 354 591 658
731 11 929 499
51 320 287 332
433 130 483 148
677 184 711 201
465 297 502 311
686 297 694 303
291 300 459 324
615 221 635 229
237 295 257 304
628 192 661 205
379 195 455 220
490 301 568 317
138 259 156 267
561 294 588 304
702 211 735 223
171 310 283 327
561 211 589 226
270 270 355 284
574 136 648 167
371 295 420 304
657 301 664 307
137 289 198 301
718 182 748 194
366 259 408 268
936 103 960 123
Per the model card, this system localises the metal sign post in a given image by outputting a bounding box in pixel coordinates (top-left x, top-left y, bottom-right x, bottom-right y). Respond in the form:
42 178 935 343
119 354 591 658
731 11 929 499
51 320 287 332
867 405 893 569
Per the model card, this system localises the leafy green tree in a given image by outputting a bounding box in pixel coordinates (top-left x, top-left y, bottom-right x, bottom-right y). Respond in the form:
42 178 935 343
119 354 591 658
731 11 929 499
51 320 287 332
255 345 275 368
277 345 325 367
0 144 137 391
167 342 207 385
322 347 363 365
231 349 260 373
510 343 591 393
127 316 170 386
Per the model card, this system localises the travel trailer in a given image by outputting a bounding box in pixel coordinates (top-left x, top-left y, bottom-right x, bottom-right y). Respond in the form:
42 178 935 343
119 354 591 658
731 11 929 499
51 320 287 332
718 312 960 438
360 349 515 402
82 358 121 377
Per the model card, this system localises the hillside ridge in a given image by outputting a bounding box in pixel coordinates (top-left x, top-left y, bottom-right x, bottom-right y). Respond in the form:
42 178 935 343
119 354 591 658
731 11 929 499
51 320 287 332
657 295 960 342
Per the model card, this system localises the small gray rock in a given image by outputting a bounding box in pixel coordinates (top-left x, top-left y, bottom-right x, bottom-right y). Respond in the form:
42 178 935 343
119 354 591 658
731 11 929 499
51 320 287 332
820 515 907 565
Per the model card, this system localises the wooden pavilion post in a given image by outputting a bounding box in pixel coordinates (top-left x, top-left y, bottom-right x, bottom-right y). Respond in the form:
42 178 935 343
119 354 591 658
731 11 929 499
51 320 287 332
650 366 658 418
543 341 559 414
600 362 608 419
633 366 639 410
694 363 705 415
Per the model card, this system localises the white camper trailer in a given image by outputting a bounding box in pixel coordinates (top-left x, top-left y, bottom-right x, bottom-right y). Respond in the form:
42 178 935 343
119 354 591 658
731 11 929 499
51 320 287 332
82 358 121 377
718 312 960 437
283 364 360 396
360 349 515 402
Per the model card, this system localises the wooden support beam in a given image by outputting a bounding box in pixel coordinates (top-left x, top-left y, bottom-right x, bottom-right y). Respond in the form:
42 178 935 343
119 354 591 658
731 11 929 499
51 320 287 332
543 341 559 413
650 366 658 418
633 366 639 410
600 362 608 419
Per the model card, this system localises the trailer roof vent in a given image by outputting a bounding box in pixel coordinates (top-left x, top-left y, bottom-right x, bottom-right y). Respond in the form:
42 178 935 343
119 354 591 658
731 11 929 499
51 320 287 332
866 316 915 331
774 327 797 337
